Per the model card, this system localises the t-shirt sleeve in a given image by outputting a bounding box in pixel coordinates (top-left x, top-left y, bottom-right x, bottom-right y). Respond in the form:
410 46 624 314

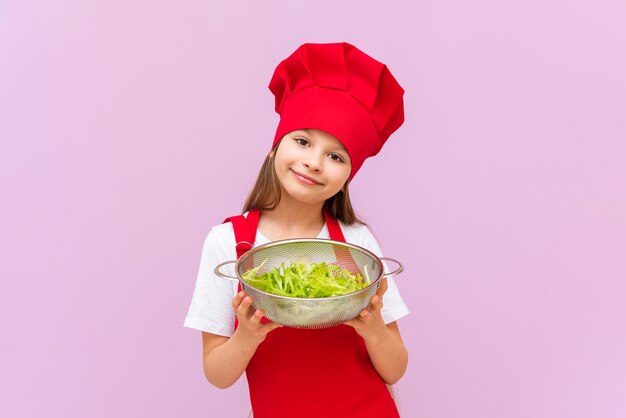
358 225 410 324
183 226 238 336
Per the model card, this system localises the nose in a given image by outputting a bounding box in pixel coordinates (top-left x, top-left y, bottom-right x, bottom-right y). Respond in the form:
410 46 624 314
303 153 323 171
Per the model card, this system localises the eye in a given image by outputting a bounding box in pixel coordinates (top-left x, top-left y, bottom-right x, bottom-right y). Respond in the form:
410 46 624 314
294 137 309 146
329 153 344 163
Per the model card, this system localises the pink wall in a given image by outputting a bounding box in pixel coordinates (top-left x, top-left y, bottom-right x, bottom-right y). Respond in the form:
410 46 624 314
1 1 625 417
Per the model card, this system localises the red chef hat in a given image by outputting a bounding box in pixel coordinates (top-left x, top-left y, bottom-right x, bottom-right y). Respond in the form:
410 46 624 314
269 42 405 181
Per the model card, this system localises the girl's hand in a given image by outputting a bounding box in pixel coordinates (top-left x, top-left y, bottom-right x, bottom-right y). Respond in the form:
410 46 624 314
342 278 390 341
231 291 283 349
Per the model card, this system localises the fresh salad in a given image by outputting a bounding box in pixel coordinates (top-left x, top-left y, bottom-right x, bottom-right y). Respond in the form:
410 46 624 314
242 259 371 298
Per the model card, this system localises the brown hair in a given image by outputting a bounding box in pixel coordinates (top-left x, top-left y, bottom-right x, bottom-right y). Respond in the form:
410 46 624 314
242 147 365 225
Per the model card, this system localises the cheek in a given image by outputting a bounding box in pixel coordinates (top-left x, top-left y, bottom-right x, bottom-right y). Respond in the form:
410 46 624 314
273 150 289 169
329 165 351 186
339 162 352 179
275 146 298 166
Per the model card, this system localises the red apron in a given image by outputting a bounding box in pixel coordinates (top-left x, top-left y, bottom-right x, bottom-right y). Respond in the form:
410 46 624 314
224 209 400 418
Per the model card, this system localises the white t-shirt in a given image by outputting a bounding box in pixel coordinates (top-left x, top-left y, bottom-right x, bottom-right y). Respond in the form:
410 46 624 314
184 218 409 336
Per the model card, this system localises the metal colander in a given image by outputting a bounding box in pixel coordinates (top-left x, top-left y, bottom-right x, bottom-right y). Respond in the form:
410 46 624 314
214 238 403 329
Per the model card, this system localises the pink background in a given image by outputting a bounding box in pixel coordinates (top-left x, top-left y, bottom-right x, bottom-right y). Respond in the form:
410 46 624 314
1 1 625 417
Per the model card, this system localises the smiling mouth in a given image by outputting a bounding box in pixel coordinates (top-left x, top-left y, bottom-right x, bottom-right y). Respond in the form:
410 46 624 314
291 169 322 185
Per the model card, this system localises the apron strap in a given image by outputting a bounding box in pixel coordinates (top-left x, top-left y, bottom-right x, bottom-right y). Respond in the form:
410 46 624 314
322 208 360 273
223 210 262 329
323 208 345 242
223 209 261 259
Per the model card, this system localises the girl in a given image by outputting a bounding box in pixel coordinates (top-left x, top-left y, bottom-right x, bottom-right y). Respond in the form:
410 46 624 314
184 42 410 418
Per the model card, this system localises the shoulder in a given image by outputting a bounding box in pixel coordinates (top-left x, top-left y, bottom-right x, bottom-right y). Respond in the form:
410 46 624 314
201 221 236 258
206 212 253 242
206 221 235 239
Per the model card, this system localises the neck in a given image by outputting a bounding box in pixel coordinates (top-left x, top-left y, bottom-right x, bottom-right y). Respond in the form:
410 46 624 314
258 194 326 239
272 196 325 227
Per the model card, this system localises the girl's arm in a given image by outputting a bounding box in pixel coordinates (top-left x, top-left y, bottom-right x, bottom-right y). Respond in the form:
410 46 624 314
362 321 408 385
342 278 408 384
202 292 283 388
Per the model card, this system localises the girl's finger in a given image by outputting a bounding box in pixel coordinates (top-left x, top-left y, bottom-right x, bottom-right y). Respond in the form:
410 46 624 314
249 309 264 326
376 278 389 297
236 295 254 320
369 295 383 312
231 291 246 312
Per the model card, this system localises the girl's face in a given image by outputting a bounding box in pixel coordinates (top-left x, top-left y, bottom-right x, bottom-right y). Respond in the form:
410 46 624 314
273 129 352 205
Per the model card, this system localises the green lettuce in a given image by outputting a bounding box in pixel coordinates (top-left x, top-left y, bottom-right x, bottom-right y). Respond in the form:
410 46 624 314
242 259 371 298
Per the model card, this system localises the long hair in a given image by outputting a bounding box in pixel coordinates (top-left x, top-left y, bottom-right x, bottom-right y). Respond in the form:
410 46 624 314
242 146 364 225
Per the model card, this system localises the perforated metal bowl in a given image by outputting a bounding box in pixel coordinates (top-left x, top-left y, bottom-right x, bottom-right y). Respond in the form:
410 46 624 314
214 238 403 329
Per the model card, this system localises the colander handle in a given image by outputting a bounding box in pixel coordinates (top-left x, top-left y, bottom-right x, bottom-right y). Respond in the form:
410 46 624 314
379 257 404 279
214 260 239 281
